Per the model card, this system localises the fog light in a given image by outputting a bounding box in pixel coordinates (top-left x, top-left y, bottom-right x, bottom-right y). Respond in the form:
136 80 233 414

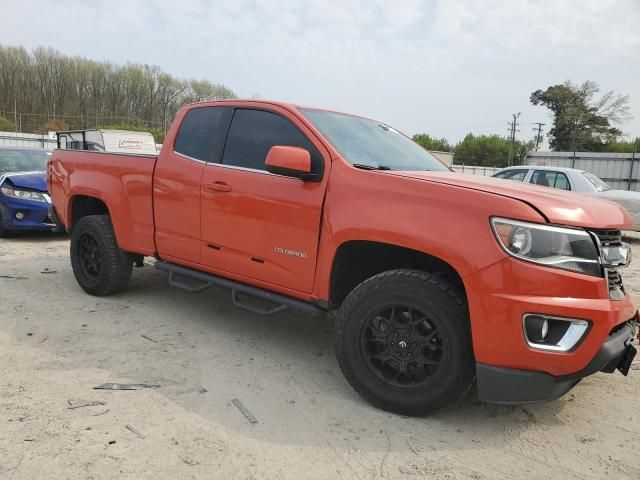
15 212 24 220
524 315 549 343
523 314 589 352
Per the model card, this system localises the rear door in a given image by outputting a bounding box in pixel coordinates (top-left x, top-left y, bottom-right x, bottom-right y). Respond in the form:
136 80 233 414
153 106 231 263
200 107 329 293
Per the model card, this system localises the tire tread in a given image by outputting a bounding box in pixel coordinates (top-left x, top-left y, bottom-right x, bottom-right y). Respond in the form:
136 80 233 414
70 215 132 296
335 269 474 415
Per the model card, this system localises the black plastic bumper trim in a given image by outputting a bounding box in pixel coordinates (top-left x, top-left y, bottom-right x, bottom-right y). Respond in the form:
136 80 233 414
477 322 636 404
48 206 66 232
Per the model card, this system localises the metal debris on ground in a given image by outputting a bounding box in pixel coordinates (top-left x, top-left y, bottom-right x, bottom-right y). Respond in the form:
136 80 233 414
67 399 107 409
140 334 158 343
125 424 146 439
231 398 258 425
0 275 27 280
91 409 110 416
197 387 208 394
94 383 160 390
40 268 57 274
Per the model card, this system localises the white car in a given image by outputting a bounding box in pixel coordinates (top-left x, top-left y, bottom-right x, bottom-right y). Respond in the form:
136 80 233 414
493 165 640 230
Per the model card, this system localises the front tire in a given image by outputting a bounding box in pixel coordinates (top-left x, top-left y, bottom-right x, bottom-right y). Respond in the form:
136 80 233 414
70 215 132 296
335 269 475 415
0 209 8 238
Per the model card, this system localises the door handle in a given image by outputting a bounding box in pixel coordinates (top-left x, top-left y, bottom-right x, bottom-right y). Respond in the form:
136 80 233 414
204 181 232 193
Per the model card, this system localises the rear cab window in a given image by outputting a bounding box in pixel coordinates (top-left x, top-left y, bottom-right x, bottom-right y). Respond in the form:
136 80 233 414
221 108 323 176
174 107 227 162
582 171 611 192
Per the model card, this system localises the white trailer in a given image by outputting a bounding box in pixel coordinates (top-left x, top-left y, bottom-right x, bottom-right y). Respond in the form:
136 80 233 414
57 129 158 155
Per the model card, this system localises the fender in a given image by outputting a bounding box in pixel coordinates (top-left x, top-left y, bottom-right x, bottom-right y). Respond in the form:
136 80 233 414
311 159 546 301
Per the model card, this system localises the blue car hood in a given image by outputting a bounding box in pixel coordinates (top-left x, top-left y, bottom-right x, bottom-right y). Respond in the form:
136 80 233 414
1 172 48 192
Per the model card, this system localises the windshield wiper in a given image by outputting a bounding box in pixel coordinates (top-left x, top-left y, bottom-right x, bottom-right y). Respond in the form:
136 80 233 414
353 163 391 171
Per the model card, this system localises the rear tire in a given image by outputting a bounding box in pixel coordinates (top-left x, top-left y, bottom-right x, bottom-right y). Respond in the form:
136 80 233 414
335 269 475 415
70 215 132 296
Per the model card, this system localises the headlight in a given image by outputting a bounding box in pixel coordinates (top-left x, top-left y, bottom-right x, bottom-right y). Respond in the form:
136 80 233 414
0 186 48 203
491 217 601 276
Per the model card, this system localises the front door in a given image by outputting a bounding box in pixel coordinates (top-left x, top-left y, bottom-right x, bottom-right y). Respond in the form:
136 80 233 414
200 107 329 293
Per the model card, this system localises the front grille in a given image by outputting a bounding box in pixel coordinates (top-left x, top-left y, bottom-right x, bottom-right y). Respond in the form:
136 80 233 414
594 229 623 247
591 229 625 300
606 269 625 300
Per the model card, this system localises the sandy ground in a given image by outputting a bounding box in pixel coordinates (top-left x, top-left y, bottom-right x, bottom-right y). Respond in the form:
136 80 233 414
1 233 639 480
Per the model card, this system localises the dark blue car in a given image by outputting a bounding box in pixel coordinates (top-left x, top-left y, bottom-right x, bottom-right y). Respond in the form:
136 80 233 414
0 147 56 237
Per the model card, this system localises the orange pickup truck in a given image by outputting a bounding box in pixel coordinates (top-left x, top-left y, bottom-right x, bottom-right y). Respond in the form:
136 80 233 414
48 100 638 414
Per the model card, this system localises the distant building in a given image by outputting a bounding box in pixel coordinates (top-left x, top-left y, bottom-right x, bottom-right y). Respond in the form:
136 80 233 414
430 150 454 166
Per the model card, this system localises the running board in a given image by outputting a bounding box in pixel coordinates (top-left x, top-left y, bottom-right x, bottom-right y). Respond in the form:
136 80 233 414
154 260 323 317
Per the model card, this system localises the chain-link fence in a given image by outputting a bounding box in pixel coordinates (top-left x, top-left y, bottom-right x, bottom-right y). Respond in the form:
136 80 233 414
451 165 501 176
0 110 164 135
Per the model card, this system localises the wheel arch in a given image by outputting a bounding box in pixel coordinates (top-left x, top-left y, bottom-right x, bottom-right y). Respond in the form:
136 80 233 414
69 194 111 228
328 240 467 309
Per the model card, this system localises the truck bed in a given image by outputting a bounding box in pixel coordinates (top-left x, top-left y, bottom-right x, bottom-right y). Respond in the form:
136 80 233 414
48 150 157 255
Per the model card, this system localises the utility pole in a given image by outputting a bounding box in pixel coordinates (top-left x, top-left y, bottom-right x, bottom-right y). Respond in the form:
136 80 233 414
532 122 545 151
13 96 18 132
507 112 521 166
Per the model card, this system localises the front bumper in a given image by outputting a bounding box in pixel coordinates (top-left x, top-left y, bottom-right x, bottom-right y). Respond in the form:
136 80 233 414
464 255 637 403
477 321 637 404
0 196 55 231
48 205 66 232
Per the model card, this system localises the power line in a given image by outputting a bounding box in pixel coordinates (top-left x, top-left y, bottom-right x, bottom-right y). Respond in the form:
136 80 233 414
507 112 521 166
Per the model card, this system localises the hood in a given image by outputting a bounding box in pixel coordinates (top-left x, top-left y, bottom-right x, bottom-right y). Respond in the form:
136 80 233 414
384 171 633 229
0 171 48 192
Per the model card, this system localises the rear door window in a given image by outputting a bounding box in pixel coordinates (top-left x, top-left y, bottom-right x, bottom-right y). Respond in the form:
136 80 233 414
530 171 571 190
174 107 226 162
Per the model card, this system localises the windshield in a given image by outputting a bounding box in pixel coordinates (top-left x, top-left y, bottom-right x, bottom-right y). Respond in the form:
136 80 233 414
300 109 448 172
582 171 610 192
0 149 50 174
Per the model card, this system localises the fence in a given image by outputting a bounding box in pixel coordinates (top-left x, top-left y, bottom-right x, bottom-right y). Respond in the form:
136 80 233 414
0 110 165 136
450 165 500 176
525 151 640 191
0 131 56 150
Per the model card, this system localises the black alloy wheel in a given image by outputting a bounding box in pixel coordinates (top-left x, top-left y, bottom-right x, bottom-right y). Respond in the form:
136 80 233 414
77 232 102 280
360 304 448 388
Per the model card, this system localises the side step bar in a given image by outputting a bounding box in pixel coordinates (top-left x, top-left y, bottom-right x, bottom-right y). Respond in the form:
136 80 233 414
154 260 324 317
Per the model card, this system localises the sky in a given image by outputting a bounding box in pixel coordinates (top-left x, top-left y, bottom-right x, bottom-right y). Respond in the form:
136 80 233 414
2 0 640 147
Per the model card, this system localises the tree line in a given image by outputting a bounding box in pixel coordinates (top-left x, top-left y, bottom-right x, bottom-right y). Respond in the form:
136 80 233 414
412 133 533 168
0 45 236 141
414 81 637 166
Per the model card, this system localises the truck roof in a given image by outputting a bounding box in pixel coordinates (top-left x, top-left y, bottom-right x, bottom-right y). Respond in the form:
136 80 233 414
182 99 383 125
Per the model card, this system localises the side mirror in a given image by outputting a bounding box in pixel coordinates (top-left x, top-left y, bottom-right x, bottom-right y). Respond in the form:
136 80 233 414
265 145 314 180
